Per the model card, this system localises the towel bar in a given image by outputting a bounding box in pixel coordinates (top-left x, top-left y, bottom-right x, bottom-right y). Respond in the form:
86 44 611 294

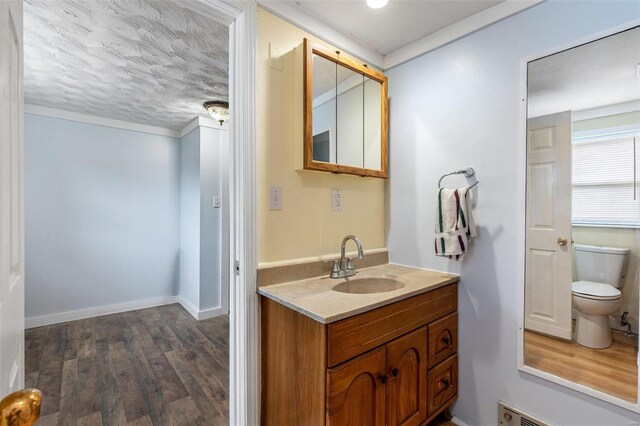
438 167 479 189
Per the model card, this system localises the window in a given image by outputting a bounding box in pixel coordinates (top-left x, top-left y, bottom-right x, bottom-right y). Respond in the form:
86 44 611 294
572 133 640 227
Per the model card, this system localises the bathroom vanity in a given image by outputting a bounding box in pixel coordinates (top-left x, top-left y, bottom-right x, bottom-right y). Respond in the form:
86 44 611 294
259 264 459 426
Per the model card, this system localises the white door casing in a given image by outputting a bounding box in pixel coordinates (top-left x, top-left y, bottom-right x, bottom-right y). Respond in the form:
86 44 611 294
525 111 573 340
0 0 25 397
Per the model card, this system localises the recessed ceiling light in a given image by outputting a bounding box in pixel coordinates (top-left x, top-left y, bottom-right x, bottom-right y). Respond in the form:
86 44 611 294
367 0 388 9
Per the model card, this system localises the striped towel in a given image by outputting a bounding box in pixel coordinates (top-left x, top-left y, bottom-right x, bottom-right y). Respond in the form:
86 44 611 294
435 186 476 260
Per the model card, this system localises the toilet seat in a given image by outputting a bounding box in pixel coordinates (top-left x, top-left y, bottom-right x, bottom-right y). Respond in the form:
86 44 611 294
572 281 621 300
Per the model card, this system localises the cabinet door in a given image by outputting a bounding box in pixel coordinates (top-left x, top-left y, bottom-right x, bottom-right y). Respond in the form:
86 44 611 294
386 327 428 426
327 347 386 426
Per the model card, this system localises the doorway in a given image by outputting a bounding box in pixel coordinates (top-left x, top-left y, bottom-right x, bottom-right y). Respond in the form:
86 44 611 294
0 0 258 423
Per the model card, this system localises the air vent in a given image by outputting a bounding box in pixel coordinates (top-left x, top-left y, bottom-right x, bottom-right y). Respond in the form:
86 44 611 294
499 401 552 426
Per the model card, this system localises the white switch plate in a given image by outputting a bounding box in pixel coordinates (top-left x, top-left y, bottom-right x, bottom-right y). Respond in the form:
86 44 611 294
269 185 283 210
213 196 222 208
332 189 342 211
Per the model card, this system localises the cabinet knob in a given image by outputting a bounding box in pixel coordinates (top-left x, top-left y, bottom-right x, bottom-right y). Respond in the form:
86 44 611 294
391 368 399 377
441 378 450 388
443 336 450 346
379 374 388 384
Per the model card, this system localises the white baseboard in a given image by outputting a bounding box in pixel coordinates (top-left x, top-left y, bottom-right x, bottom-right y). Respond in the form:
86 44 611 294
451 416 471 426
25 296 180 329
177 296 227 320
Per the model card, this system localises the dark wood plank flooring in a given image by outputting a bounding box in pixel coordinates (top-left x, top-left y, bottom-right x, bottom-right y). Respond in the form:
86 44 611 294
25 304 229 425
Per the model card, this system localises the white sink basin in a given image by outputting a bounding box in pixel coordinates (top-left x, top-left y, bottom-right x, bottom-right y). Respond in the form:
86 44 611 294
332 277 406 294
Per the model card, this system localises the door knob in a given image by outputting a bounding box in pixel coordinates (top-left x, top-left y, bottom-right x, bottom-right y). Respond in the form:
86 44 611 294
0 389 41 426
557 237 568 246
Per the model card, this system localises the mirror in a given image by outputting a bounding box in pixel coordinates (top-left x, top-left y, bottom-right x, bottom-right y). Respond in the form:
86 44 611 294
304 39 388 178
523 27 640 408
311 53 337 163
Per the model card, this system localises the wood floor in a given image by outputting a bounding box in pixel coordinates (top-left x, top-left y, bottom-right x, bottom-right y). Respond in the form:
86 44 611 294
25 304 229 425
524 329 638 402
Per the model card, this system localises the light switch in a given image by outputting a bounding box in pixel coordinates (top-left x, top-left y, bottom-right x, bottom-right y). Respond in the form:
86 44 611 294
269 186 283 210
213 196 222 208
332 189 342 211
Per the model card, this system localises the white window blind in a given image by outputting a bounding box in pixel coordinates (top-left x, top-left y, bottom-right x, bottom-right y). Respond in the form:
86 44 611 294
572 134 640 226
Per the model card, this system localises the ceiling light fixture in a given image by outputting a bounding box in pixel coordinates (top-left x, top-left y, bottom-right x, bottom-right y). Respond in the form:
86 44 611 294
203 100 229 125
367 0 388 9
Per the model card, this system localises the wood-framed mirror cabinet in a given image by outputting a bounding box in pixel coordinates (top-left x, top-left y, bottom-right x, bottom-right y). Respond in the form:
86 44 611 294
303 38 389 178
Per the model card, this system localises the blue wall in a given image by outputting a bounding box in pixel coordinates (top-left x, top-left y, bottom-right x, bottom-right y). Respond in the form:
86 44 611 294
386 1 640 424
25 114 181 319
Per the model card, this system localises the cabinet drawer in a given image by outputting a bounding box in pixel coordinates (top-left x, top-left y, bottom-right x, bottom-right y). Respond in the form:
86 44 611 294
328 284 457 367
427 354 457 416
427 313 458 368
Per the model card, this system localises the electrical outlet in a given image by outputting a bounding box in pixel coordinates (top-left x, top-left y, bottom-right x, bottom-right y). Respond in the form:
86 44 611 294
213 196 222 208
332 189 342 211
269 185 283 210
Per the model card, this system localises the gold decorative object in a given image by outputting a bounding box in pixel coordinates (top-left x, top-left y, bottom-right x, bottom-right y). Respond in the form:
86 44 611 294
0 389 41 426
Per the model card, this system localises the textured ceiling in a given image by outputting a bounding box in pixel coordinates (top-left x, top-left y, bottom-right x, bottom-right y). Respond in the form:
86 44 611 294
24 0 229 130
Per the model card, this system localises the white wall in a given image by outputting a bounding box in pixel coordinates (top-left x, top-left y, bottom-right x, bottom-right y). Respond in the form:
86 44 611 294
25 114 181 321
200 126 227 310
386 1 640 425
179 125 228 316
180 128 202 310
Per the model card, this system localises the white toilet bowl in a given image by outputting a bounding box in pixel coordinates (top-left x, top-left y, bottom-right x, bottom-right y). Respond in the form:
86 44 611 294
572 281 621 349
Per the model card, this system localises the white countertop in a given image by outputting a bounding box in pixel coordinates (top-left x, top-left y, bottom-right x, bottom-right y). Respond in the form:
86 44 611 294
257 263 459 324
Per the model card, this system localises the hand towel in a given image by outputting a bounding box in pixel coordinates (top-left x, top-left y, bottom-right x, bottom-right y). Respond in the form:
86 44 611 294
435 186 476 260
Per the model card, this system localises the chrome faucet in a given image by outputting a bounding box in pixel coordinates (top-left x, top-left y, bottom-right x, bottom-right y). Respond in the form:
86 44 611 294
330 235 365 279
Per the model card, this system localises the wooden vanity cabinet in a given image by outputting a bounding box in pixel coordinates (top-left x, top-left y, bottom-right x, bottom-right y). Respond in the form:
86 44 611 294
261 282 459 426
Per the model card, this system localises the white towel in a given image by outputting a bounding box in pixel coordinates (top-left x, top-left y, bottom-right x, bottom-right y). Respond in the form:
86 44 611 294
434 186 476 260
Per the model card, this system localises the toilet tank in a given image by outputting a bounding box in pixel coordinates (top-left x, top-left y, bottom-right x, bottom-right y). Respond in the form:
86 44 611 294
574 244 630 288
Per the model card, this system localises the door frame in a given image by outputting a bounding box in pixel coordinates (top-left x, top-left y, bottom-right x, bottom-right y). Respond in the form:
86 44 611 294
515 21 640 413
182 1 258 424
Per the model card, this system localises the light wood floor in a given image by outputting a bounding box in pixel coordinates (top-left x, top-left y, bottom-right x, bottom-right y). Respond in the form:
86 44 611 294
25 304 229 425
524 329 638 402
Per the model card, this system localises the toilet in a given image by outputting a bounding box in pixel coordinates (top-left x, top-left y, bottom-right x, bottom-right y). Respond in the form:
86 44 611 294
572 244 630 349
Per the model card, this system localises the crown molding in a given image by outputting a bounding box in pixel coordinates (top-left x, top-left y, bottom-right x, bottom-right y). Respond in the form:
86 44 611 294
179 116 230 138
383 0 544 70
24 104 181 138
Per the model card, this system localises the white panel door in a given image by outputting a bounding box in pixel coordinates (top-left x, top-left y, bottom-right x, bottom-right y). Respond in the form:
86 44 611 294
0 0 24 396
525 111 572 340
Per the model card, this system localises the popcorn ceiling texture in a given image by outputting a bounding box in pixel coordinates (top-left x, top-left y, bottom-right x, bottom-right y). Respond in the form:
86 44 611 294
24 0 229 130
